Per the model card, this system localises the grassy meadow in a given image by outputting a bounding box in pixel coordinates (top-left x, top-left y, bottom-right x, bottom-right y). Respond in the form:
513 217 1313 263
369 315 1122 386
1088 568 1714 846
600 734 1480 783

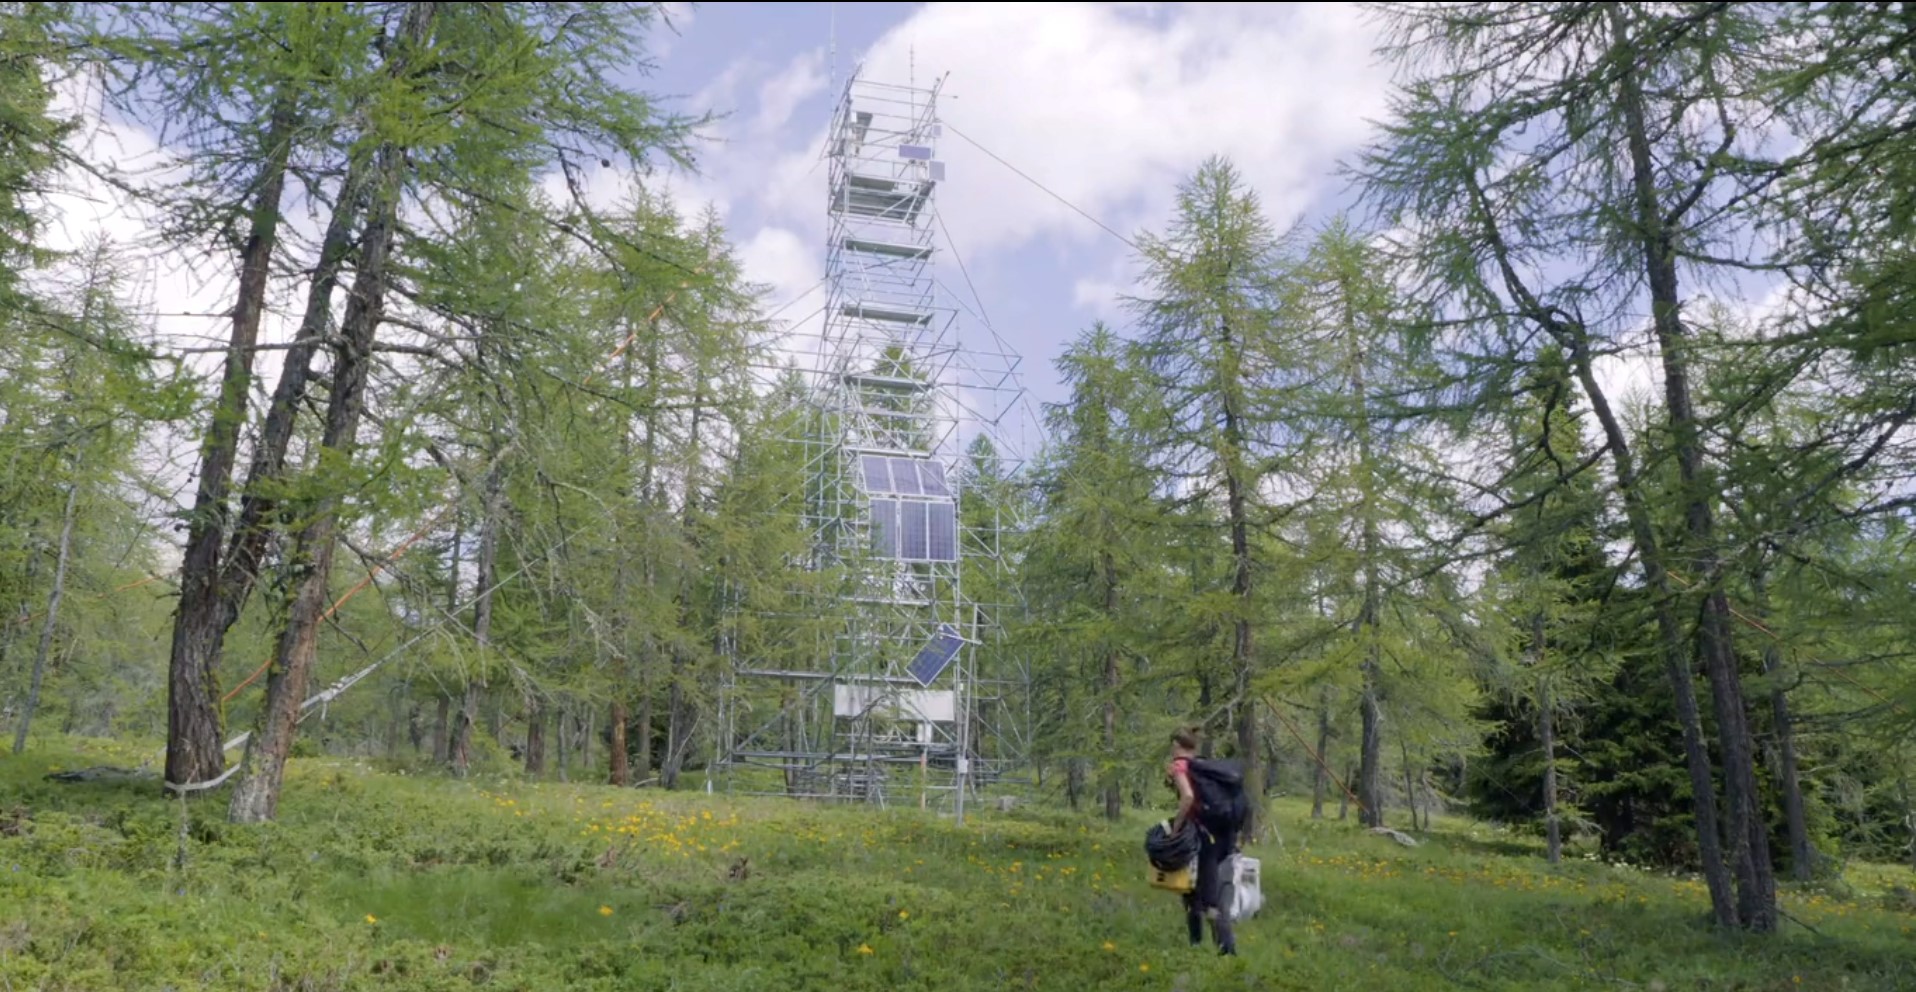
2 739 1912 991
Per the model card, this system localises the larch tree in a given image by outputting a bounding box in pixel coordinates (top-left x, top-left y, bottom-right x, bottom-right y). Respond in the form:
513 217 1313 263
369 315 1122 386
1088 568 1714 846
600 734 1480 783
1023 324 1162 819
63 0 386 792
1358 0 1786 930
1128 156 1307 819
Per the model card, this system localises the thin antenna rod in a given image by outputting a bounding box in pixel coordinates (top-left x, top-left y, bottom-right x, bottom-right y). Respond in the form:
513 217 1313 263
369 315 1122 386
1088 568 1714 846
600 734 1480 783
829 2 837 95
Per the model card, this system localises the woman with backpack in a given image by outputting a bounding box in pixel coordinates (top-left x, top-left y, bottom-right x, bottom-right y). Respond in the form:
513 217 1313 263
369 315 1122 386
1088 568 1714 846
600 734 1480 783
1167 727 1240 956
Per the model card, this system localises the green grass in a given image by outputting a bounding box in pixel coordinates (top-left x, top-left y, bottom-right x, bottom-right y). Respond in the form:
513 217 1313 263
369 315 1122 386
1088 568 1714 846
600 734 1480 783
3 741 1912 991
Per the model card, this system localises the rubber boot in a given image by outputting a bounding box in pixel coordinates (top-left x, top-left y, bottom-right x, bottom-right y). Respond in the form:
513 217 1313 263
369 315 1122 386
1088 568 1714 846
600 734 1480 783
1186 907 1204 947
1211 915 1237 956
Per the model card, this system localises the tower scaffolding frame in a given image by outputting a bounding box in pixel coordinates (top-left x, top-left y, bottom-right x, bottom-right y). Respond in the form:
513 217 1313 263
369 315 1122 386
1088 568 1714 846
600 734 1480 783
715 65 1033 819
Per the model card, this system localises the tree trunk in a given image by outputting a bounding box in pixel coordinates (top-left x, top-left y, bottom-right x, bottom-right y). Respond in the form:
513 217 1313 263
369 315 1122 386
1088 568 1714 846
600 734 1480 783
1228 564 1259 823
1754 573 1813 881
437 515 463 768
1401 738 1419 832
454 465 502 777
608 700 629 786
578 708 593 777
1100 678 1122 820
1066 757 1084 811
225 270 380 820
406 697 425 754
1527 611 1562 863
1347 285 1389 832
1358 678 1384 828
1311 691 1332 820
1768 660 1812 880
226 7 430 819
12 482 77 755
432 694 451 764
164 96 296 791
780 687 797 794
451 682 481 776
1216 314 1261 825
662 669 687 790
555 703 570 782
0 581 33 743
1195 657 1213 756
385 693 405 760
217 148 371 604
1540 671 1561 865
201 158 372 734
1558 327 1739 929
634 328 667 789
522 695 545 776
1610 9 1774 930
1100 549 1122 821
1338 765 1353 820
1480 125 1740 925
634 690 653 784
661 374 711 796
1900 772 1916 872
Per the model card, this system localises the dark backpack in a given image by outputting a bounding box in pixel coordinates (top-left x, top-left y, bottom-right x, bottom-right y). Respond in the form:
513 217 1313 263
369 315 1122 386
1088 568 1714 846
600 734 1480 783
1186 757 1249 832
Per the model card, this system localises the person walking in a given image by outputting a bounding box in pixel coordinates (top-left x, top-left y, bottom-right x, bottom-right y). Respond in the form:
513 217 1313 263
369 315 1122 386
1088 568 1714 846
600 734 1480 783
1166 727 1242 955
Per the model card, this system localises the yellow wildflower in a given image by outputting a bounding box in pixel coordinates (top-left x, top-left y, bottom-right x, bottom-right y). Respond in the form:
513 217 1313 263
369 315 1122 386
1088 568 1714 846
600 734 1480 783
857 943 874 956
598 905 614 917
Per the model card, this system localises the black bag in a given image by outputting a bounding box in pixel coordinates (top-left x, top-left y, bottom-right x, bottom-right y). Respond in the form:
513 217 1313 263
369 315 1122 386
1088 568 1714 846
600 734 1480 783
1187 757 1249 832
1145 818 1200 871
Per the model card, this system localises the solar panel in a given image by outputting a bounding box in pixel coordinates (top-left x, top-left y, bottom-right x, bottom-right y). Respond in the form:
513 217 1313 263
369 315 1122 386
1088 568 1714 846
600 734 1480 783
928 502 958 562
899 500 929 560
861 455 891 492
860 455 955 500
908 624 964 687
888 457 923 496
918 460 950 497
870 499 897 558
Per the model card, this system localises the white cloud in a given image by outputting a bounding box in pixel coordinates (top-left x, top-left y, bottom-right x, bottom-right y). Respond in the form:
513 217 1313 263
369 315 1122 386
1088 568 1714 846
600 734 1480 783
653 169 731 222
737 225 823 308
737 2 1393 261
655 0 1400 432
754 52 828 138
1069 250 1143 322
690 56 762 141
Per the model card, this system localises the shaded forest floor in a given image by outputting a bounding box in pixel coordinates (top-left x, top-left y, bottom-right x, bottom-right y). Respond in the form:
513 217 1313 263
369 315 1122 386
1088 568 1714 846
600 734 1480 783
2 739 1912 991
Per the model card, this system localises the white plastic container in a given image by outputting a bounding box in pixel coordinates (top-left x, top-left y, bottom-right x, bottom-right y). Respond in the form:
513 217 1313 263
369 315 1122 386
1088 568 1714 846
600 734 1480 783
1228 854 1263 919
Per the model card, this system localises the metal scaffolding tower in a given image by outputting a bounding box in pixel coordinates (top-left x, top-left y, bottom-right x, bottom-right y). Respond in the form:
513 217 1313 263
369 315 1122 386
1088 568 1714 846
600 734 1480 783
715 66 1031 819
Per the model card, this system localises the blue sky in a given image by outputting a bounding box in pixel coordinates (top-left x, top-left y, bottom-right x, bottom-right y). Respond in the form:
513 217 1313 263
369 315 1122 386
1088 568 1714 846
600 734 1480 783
34 1 1799 544
618 2 1398 418
45 2 1407 471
